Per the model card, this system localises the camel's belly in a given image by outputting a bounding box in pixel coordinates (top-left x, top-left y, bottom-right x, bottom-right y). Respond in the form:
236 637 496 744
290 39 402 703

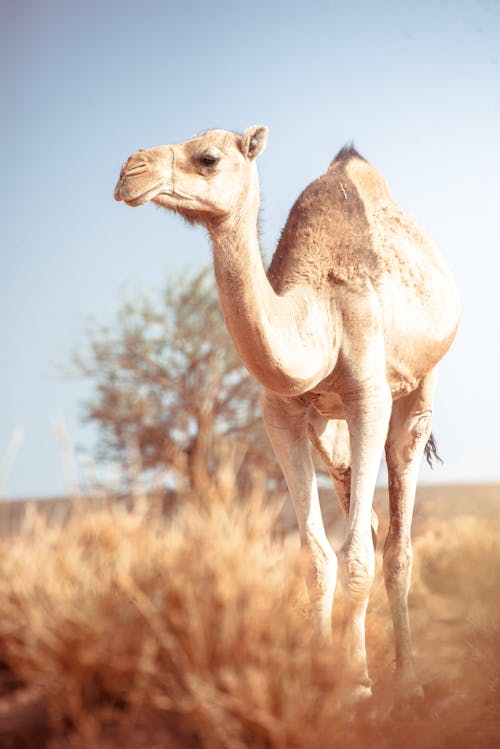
298 345 445 418
299 377 413 419
298 390 346 418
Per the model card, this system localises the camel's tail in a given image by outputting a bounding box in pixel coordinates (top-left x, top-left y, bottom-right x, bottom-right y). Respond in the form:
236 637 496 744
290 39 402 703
424 432 443 468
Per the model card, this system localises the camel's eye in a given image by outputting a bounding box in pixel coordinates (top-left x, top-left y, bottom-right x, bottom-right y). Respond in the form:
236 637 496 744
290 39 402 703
198 153 220 167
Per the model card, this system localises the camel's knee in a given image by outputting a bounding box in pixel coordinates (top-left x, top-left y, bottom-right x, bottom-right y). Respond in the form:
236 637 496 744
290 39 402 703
339 537 375 602
387 411 432 467
302 531 337 643
302 529 337 599
383 537 413 592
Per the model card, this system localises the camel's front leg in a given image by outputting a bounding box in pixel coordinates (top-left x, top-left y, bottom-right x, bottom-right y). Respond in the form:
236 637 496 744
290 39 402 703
262 391 337 644
340 383 392 693
307 413 379 549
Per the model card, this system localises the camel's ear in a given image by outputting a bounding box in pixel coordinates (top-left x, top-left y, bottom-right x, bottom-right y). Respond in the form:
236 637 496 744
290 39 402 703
241 125 268 160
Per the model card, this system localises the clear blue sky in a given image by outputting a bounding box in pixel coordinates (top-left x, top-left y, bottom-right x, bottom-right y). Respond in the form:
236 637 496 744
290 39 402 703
1 0 499 498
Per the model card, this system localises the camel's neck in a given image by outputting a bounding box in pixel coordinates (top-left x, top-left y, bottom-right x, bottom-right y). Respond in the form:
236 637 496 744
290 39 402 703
208 207 335 396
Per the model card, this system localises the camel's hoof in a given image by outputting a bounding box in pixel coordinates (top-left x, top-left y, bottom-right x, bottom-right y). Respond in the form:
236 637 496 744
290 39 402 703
341 678 374 714
391 683 425 719
351 681 373 704
344 682 379 722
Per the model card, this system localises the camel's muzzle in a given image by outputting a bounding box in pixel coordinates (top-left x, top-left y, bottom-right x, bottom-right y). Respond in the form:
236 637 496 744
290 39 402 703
114 148 172 206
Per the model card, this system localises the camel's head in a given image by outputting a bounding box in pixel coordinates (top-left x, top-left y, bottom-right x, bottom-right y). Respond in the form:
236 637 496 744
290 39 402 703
114 126 268 223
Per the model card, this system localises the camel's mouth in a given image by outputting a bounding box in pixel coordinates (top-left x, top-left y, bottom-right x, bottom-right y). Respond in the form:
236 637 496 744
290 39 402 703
154 189 194 203
115 182 163 207
123 193 153 208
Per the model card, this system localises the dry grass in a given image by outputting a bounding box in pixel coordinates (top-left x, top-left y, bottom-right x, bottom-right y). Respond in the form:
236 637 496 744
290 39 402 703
0 489 499 748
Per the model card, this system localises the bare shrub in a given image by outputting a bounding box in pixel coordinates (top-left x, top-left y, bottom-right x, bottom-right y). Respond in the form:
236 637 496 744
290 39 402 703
70 269 284 500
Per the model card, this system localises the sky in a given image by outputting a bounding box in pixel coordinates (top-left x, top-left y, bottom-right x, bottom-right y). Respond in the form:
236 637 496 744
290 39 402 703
1 0 499 499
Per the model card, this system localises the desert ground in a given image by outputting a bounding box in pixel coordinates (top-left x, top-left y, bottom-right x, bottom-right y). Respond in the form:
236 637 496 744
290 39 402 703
0 483 499 748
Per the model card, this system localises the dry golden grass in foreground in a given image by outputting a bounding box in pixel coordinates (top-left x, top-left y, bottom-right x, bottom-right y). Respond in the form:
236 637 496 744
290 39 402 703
0 489 499 748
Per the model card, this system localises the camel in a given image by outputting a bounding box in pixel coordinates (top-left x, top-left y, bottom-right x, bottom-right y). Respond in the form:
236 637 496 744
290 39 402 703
114 126 460 701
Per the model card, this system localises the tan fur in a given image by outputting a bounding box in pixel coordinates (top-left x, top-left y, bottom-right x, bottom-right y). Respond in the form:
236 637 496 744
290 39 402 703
115 127 460 704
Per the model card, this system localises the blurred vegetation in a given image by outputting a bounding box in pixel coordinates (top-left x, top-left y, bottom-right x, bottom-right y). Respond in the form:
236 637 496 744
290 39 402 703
72 269 284 502
0 491 499 748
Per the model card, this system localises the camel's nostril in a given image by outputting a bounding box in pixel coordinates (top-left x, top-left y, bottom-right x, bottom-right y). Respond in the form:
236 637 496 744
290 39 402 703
122 162 148 177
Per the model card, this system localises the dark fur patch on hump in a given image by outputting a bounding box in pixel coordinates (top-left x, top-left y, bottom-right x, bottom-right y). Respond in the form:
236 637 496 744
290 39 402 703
330 143 367 168
267 154 376 292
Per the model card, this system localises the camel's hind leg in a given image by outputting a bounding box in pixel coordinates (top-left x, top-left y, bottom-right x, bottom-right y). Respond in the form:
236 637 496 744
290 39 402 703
307 412 379 550
262 391 337 645
383 369 437 700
